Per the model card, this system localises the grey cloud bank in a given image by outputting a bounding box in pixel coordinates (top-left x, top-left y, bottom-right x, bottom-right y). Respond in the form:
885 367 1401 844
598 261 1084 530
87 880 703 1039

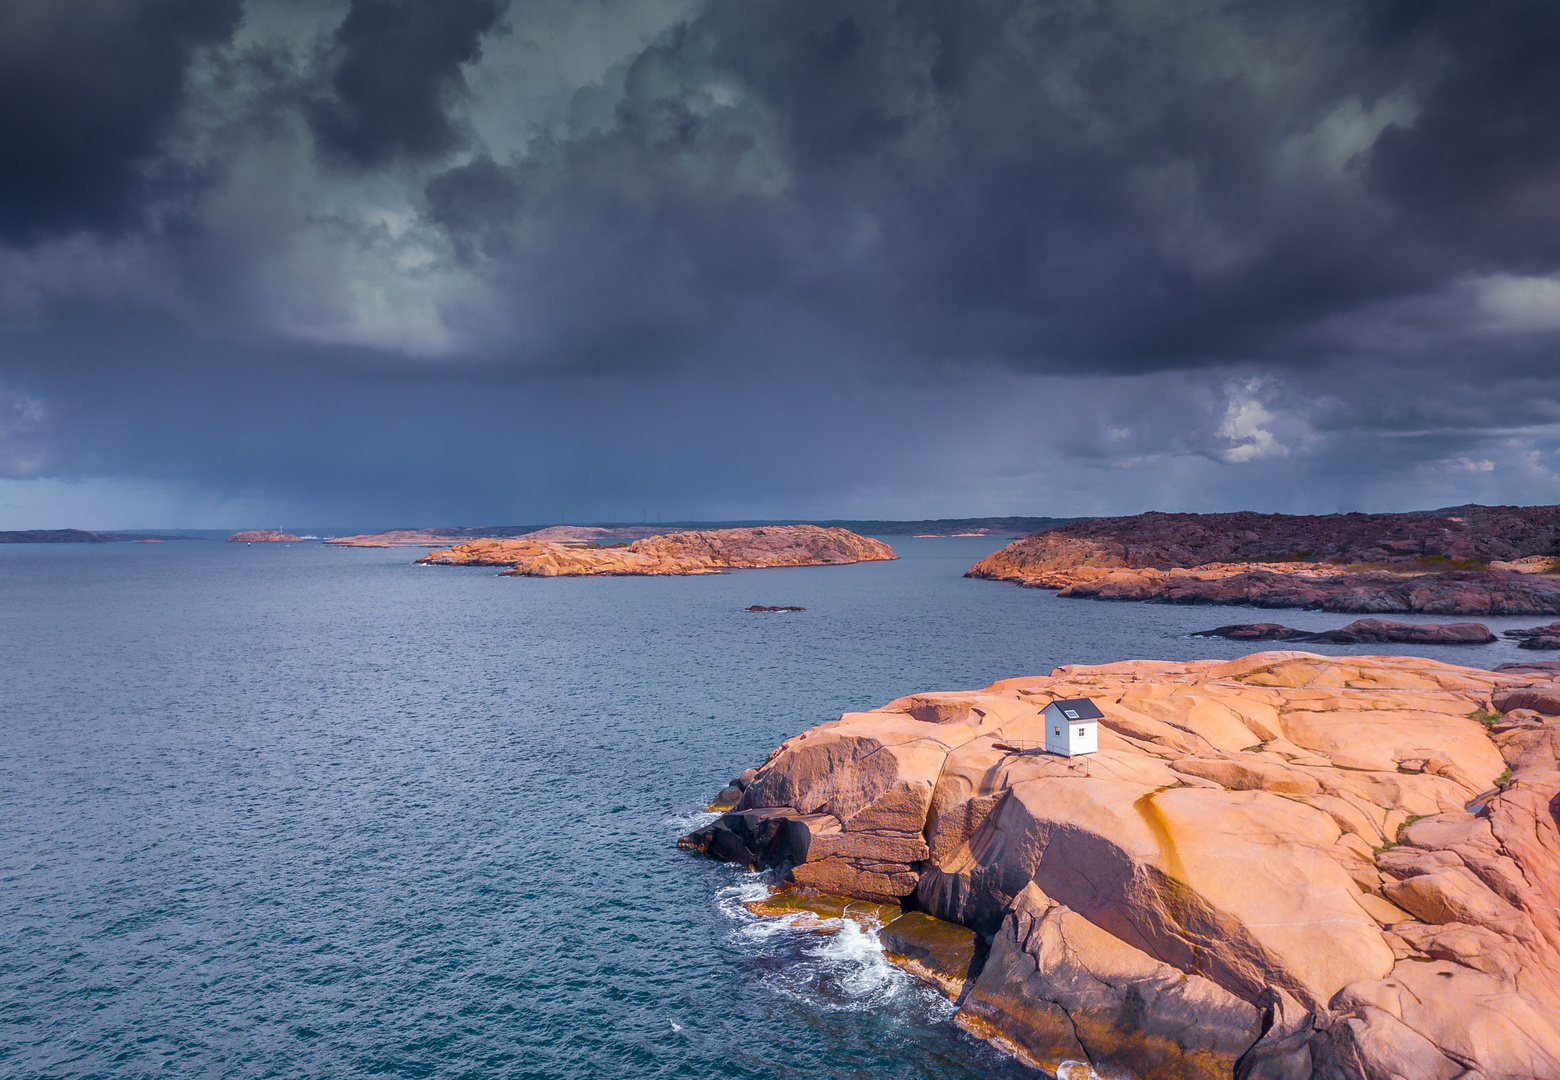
1 0 1558 527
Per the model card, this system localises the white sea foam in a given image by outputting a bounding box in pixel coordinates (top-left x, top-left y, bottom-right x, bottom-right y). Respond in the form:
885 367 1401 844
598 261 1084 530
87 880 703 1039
803 917 905 1002
663 808 721 833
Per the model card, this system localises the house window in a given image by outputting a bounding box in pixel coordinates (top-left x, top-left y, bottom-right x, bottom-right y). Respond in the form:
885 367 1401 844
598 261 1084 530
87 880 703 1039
1077 727 1085 738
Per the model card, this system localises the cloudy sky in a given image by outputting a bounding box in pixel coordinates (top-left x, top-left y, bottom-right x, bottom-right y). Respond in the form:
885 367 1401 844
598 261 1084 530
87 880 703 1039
2 0 1558 528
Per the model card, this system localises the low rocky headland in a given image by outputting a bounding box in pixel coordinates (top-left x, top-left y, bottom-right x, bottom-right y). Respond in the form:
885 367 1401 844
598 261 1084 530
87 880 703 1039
416 525 896 577
323 529 466 547
2 529 170 543
225 530 301 542
968 506 1560 615
681 652 1560 1079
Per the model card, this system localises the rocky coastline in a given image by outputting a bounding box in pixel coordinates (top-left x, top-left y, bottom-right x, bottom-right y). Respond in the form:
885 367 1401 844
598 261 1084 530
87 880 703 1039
968 506 1560 615
416 525 896 577
681 652 1560 1079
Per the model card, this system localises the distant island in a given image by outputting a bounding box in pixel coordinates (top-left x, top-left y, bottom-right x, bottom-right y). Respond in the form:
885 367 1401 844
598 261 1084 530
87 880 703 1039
226 530 302 542
322 517 1076 548
323 525 677 547
1 529 175 543
968 505 1560 614
418 525 896 576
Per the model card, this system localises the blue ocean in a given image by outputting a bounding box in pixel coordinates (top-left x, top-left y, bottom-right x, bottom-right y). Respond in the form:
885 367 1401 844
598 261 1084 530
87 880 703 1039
0 538 1536 1079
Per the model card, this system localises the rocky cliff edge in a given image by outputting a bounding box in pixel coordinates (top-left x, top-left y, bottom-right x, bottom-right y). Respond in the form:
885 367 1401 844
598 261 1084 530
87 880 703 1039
681 652 1560 1079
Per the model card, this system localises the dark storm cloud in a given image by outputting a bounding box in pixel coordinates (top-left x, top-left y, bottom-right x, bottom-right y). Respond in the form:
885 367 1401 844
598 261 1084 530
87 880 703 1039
4 0 1560 522
1368 0 1560 257
305 0 508 169
0 0 242 244
429 0 1560 376
425 156 524 260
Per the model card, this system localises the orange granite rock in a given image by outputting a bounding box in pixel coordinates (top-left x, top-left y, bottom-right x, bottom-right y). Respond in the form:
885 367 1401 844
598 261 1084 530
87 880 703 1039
969 508 1560 615
683 652 1560 1079
225 530 301 542
416 525 896 577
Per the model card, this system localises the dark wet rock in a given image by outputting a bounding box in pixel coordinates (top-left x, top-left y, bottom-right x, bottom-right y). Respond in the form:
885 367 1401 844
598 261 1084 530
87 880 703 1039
878 911 987 1004
705 768 759 811
1195 623 1310 640
1195 619 1495 645
744 605 806 612
1496 660 1560 675
742 887 900 931
676 808 813 868
1503 621 1560 649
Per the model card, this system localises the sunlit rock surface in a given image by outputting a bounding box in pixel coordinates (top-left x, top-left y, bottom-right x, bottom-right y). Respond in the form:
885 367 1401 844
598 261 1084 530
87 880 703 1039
417 525 896 576
968 508 1560 615
682 652 1560 1079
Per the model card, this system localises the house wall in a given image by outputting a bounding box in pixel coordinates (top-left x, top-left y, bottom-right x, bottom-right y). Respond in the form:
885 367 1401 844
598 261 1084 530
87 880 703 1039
1043 704 1098 756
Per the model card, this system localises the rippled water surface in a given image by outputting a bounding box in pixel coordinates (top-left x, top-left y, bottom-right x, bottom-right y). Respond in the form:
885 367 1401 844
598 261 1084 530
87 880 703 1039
0 539 1537 1079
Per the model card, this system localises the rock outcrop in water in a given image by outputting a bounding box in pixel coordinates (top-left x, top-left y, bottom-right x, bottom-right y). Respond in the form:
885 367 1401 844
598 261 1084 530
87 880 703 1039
226 530 301 542
417 525 895 576
968 506 1560 615
1195 619 1497 645
1504 622 1560 650
681 652 1560 1079
323 529 467 547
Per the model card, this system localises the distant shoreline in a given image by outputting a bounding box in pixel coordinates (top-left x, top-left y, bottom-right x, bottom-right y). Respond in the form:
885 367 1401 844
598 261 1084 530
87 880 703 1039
2 517 1079 545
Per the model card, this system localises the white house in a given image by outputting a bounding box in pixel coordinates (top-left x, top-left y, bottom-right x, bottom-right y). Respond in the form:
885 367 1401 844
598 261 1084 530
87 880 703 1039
1043 697 1102 757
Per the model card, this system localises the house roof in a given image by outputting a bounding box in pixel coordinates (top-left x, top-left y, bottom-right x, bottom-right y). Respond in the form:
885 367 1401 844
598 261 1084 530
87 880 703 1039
1046 697 1104 721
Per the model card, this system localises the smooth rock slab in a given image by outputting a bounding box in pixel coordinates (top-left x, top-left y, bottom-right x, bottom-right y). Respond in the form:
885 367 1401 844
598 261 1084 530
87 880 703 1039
877 911 986 1002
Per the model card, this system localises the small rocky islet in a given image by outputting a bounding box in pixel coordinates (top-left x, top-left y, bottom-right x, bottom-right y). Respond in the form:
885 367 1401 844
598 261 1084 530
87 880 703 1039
967 505 1560 615
681 652 1560 1079
1197 618 1560 649
225 530 301 542
414 524 896 577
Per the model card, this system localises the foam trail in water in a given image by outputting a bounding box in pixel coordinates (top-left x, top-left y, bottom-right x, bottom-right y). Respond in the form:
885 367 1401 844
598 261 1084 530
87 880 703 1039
663 808 721 833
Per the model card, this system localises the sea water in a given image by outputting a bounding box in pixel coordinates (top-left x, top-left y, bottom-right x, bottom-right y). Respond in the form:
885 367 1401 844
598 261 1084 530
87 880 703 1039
0 539 1540 1079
